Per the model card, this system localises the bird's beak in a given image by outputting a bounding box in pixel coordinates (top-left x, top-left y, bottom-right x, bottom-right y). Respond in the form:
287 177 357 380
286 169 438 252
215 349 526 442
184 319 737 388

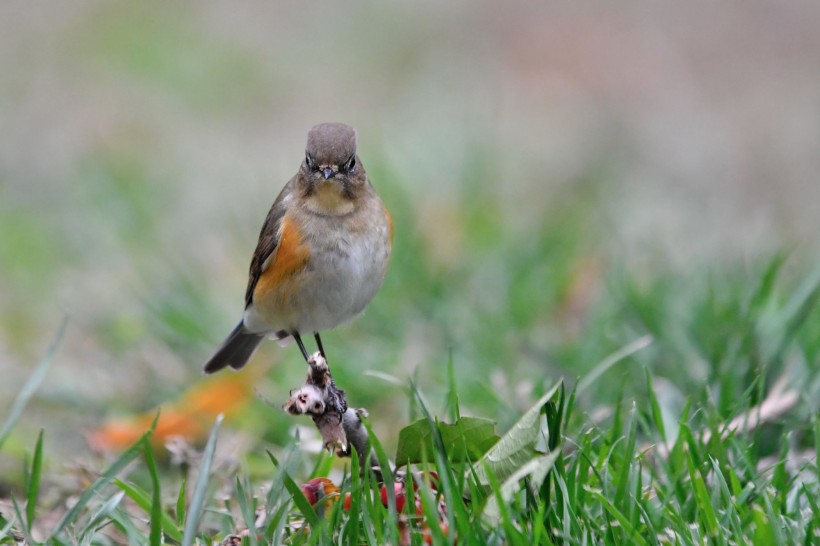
322 167 334 180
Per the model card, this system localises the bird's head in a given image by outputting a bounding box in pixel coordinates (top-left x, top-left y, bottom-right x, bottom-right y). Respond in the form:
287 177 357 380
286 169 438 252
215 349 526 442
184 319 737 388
299 123 367 215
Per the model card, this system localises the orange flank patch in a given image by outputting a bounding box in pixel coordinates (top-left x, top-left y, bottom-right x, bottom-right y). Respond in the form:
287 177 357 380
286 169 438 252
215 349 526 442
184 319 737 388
254 215 311 304
86 369 259 452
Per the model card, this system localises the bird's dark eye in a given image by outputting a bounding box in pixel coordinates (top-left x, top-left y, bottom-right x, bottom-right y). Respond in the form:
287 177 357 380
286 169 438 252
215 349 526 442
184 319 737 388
342 155 356 173
305 154 316 170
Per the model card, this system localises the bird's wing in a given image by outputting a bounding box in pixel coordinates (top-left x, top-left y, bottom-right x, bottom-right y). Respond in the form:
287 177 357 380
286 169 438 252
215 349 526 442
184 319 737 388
244 178 293 307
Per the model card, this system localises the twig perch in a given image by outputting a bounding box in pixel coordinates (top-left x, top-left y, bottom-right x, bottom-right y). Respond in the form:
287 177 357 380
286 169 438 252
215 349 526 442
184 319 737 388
284 353 374 467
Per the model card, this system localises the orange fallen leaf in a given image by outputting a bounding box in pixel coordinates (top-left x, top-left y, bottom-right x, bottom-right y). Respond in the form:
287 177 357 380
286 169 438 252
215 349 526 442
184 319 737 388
87 367 263 452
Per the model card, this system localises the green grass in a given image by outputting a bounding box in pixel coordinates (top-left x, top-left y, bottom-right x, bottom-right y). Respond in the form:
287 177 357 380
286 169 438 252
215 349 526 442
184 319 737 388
3 388 817 545
1 257 819 544
1 2 819 544
1 163 818 543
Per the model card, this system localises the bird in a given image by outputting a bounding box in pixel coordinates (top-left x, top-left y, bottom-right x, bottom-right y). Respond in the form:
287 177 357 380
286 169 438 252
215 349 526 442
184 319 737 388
203 122 392 374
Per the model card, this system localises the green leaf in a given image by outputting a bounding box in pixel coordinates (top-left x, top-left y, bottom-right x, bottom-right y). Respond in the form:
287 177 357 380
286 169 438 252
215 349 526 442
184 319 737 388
395 416 498 466
472 381 562 488
482 450 561 523
181 414 222 546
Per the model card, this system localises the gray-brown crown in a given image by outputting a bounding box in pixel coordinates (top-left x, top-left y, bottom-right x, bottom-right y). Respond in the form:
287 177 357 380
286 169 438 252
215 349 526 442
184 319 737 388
305 123 358 166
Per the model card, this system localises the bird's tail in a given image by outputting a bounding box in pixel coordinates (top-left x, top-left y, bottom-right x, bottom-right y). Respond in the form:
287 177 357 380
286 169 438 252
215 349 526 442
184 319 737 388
203 321 264 374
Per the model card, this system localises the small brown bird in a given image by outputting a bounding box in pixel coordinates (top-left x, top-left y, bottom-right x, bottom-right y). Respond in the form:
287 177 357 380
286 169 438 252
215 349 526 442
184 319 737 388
204 123 392 373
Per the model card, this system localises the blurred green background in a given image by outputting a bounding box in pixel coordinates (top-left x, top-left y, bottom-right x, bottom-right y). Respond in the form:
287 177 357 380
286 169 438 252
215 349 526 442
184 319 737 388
1 1 819 478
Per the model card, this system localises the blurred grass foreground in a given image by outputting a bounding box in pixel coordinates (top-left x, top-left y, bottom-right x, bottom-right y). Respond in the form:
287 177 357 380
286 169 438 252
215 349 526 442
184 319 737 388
1 1 819 544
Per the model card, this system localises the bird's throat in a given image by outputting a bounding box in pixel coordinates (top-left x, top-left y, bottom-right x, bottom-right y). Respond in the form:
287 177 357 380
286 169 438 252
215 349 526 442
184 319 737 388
304 182 355 216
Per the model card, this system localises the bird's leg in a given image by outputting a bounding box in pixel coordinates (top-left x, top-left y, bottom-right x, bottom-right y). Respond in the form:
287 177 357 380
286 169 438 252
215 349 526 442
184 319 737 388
293 332 310 362
314 332 326 359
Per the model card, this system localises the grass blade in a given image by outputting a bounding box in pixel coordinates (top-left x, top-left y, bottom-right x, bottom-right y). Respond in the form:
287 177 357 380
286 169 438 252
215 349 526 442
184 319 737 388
235 475 258 546
52 414 157 537
0 318 66 449
614 403 637 505
772 262 820 364
483 462 526 545
24 429 44 532
577 335 653 393
78 491 126 542
343 449 362 545
263 445 301 542
113 479 183 543
815 415 819 484
686 451 719 539
587 488 648 546
0 517 19 543
175 479 187 528
143 441 163 546
181 413 223 546
644 368 667 444
11 496 31 544
281 472 321 530
446 348 461 421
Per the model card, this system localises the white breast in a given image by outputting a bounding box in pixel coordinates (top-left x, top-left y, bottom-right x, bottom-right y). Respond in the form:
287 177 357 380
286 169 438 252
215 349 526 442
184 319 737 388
300 220 390 331
245 204 391 335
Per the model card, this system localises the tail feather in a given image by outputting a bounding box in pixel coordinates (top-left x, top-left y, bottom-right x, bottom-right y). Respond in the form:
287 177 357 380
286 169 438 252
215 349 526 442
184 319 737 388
203 321 264 374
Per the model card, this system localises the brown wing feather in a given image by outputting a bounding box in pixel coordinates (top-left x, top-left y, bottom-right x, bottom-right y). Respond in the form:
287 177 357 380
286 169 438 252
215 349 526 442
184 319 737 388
244 177 295 306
